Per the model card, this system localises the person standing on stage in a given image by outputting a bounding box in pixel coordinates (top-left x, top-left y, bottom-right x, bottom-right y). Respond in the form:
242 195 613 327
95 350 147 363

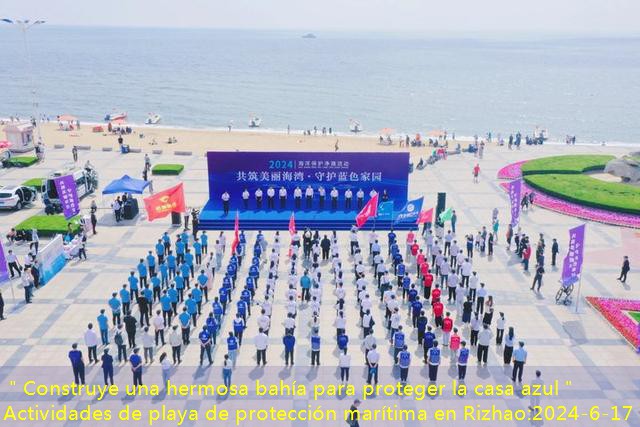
222 191 231 214
345 188 353 209
330 187 339 210
279 186 287 209
356 188 364 209
305 185 314 209
318 185 326 210
255 187 263 209
293 186 302 210
267 186 275 209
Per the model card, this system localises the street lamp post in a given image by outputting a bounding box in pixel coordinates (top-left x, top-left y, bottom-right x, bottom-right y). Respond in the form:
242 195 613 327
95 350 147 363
1 18 45 146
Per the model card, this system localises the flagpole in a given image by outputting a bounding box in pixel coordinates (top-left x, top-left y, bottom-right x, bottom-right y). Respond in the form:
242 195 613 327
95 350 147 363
574 276 583 314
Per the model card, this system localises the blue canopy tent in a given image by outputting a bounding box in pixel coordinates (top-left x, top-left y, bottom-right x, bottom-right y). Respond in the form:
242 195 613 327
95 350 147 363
102 175 150 195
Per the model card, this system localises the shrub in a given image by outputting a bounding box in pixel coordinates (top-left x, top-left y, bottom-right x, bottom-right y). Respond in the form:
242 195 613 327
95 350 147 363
152 163 184 175
15 214 81 237
6 156 39 168
521 155 614 175
22 178 44 189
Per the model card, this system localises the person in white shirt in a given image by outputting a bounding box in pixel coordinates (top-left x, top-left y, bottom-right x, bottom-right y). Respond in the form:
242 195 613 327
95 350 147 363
389 308 401 335
152 310 165 346
223 191 232 213
339 348 351 382
496 312 506 345
254 188 263 209
293 186 303 209
334 311 346 337
84 323 99 363
6 250 21 278
368 230 378 255
344 188 353 209
255 328 269 366
304 185 314 209
169 325 182 364
461 260 472 287
30 229 39 253
279 187 287 209
266 186 276 209
142 327 155 363
257 310 271 334
330 187 339 210
318 186 326 209
366 344 380 384
356 188 365 209
369 189 377 199
477 325 492 365
286 297 297 318
362 310 374 336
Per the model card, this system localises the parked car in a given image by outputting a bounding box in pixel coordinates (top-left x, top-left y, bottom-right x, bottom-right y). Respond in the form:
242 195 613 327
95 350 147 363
0 185 38 210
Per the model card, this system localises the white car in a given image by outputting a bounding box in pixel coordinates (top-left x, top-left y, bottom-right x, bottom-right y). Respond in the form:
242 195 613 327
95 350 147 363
0 185 38 210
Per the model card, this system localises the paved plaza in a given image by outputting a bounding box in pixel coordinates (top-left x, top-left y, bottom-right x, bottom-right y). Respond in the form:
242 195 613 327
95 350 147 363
0 143 638 426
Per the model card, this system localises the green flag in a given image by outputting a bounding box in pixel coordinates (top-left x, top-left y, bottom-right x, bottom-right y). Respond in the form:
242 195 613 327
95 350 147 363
439 207 453 222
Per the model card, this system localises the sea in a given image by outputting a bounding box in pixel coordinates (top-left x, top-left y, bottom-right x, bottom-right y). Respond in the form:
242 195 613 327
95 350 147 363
1 26 639 144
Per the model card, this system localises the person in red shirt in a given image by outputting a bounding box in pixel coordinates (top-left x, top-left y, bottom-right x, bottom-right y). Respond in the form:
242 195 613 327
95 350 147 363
522 245 531 272
473 164 480 183
423 271 433 300
433 300 444 328
420 261 430 279
410 241 419 259
416 250 426 277
431 284 441 305
442 312 453 346
405 231 415 256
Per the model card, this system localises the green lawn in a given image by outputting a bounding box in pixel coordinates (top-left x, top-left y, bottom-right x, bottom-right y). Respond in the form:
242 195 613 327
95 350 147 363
629 311 640 323
521 155 614 175
152 163 184 175
5 156 39 168
524 173 640 214
21 177 44 189
15 214 81 237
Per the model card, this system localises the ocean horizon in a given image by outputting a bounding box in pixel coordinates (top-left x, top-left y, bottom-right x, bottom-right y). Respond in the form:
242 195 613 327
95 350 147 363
1 26 639 144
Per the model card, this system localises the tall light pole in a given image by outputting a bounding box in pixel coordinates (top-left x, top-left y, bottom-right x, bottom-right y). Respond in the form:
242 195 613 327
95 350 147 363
2 18 45 146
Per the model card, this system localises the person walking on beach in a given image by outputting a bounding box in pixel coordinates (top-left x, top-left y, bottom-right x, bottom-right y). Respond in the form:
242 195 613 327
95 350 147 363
618 256 630 283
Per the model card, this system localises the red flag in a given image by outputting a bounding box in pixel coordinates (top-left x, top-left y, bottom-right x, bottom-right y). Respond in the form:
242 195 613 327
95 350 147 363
143 183 186 221
355 194 379 228
289 212 296 235
416 207 434 224
231 211 240 254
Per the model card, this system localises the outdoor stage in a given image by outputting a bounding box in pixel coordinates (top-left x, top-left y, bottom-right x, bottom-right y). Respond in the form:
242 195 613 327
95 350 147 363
198 201 416 231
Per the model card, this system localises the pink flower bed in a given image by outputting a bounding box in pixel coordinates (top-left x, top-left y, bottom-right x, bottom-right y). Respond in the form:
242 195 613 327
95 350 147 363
497 161 640 228
496 160 527 179
586 297 640 348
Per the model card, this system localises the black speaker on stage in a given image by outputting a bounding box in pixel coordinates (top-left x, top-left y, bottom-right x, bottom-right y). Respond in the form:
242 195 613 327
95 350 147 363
435 192 446 227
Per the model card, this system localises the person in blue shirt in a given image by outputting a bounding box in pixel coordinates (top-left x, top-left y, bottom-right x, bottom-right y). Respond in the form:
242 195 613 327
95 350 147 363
233 313 246 344
185 249 195 278
128 272 139 301
193 239 203 265
180 262 191 288
205 312 218 345
101 348 114 386
137 258 148 287
427 341 441 382
108 292 121 326
120 285 131 315
162 232 171 255
192 287 203 314
387 229 397 254
398 345 411 384
181 230 189 250
197 270 208 301
300 271 312 301
457 341 469 380
240 287 252 314
401 274 411 301
178 307 191 345
200 231 208 254
97 309 109 345
392 326 405 364
167 251 177 279
198 326 213 365
337 332 349 351
212 298 223 323
236 298 248 323
129 348 143 387
175 238 185 264
310 328 321 366
150 273 161 302
227 332 238 367
218 287 228 314
146 251 156 276
185 294 198 327
155 239 165 264
160 290 173 325
417 310 428 344
68 343 85 385
159 261 169 287
396 262 406 283
408 285 418 303
142 285 153 306
248 263 259 289
283 332 296 366
411 296 423 328
174 272 185 302
245 276 256 298
423 326 436 363
227 262 237 287
168 284 178 315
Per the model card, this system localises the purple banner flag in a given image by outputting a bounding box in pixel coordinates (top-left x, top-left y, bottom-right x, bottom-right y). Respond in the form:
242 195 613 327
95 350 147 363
0 240 9 283
561 224 586 287
54 175 80 219
508 178 522 226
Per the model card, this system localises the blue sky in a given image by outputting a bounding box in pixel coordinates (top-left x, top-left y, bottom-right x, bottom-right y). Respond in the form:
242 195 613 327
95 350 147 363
1 0 639 34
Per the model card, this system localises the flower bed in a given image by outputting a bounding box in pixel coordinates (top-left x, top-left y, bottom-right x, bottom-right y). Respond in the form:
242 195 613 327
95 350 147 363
586 297 640 349
496 160 527 179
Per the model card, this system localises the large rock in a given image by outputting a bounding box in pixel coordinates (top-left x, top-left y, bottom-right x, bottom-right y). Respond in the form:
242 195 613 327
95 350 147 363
604 152 640 183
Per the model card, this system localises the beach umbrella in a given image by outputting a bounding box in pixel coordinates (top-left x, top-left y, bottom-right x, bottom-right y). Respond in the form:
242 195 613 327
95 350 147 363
110 118 127 125
58 114 77 122
379 127 395 136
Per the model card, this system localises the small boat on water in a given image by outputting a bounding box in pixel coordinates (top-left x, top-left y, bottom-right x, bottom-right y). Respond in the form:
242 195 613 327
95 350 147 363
302 33 317 39
249 116 262 128
349 120 362 133
145 113 161 125
104 112 127 122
